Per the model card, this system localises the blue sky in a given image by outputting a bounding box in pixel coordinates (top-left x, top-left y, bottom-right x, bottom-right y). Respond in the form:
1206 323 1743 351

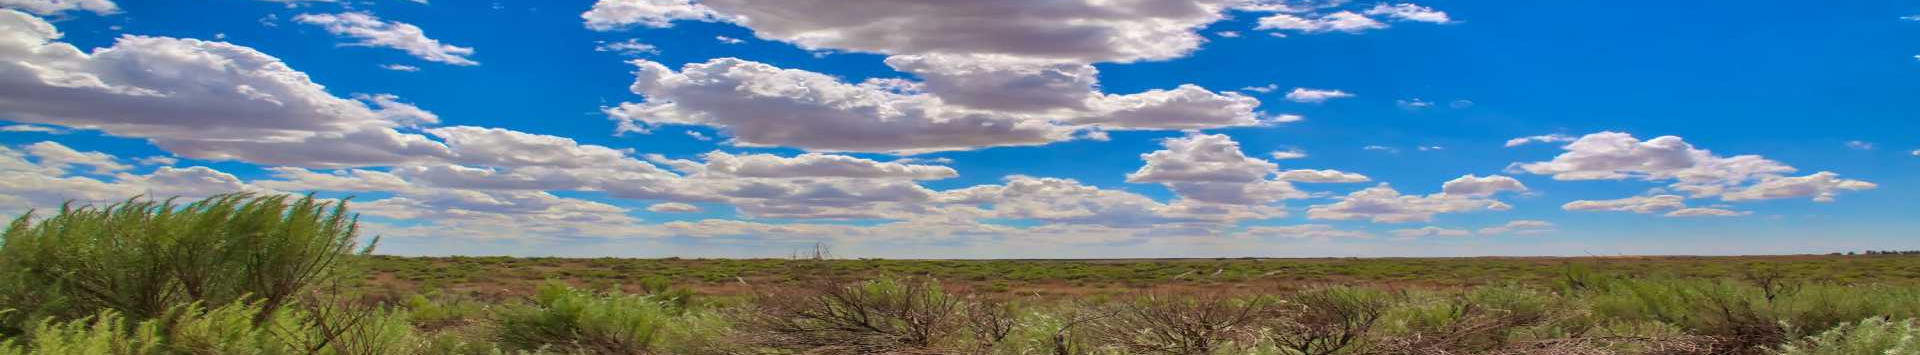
0 0 1915 258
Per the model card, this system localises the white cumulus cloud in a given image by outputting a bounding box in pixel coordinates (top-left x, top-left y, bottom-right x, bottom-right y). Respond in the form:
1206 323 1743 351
1283 88 1354 103
0 0 115 15
295 12 478 65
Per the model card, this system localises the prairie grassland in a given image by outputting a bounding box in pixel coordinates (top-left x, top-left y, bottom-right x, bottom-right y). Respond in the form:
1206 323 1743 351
3 194 1918 355
358 253 1920 299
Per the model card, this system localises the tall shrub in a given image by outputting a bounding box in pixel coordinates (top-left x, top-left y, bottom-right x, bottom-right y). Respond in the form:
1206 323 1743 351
0 193 373 328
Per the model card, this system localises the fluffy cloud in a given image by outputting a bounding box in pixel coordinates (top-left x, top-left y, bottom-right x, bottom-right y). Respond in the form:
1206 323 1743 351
1283 88 1354 103
1663 207 1749 217
1276 169 1370 183
943 175 1178 227
1256 11 1386 34
1255 2 1450 35
646 202 700 213
882 54 1099 112
895 55 1272 129
0 10 454 168
425 126 669 174
1364 3 1451 23
23 141 127 174
1512 132 1873 202
294 12 477 66
1392 220 1554 238
1439 174 1527 197
0 142 277 215
1511 132 1789 182
1270 149 1308 160
691 151 956 180
1241 224 1371 239
1074 84 1270 130
1307 178 1517 223
1562 194 1753 218
1 124 64 134
0 0 115 15
608 58 1072 153
930 174 1282 231
884 55 1268 129
357 93 439 127
254 167 412 192
581 0 1238 63
1719 172 1876 203
636 151 966 219
1503 134 1576 148
608 58 1268 154
161 129 451 169
0 147 134 211
1562 195 1687 214
356 190 647 240
1129 133 1276 183
1477 220 1555 235
594 38 658 56
1127 133 1306 205
580 0 728 30
136 156 176 166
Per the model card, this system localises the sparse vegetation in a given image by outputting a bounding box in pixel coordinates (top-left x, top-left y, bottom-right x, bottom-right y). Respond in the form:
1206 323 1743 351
1 193 1918 354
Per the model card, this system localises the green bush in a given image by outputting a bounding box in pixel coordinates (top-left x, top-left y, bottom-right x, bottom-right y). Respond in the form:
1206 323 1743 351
491 282 719 354
403 293 488 331
0 311 158 355
0 193 374 330
0 301 428 355
1773 317 1918 355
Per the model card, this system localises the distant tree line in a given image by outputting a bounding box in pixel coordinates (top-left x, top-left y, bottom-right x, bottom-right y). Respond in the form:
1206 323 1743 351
1828 250 1920 256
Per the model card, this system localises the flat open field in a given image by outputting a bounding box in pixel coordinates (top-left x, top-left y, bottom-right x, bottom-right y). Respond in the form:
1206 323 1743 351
360 254 1920 299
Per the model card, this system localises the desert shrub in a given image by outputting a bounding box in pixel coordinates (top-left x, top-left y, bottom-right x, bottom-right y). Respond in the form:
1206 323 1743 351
984 306 1103 355
312 306 430 355
964 300 1019 352
405 293 489 331
0 193 373 328
737 277 970 354
1552 263 1612 294
1772 317 1919 355
1583 279 1790 354
1573 278 1920 354
1259 286 1390 355
633 276 695 310
1370 286 1557 354
1084 294 1279 355
1763 284 1920 335
491 282 716 355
